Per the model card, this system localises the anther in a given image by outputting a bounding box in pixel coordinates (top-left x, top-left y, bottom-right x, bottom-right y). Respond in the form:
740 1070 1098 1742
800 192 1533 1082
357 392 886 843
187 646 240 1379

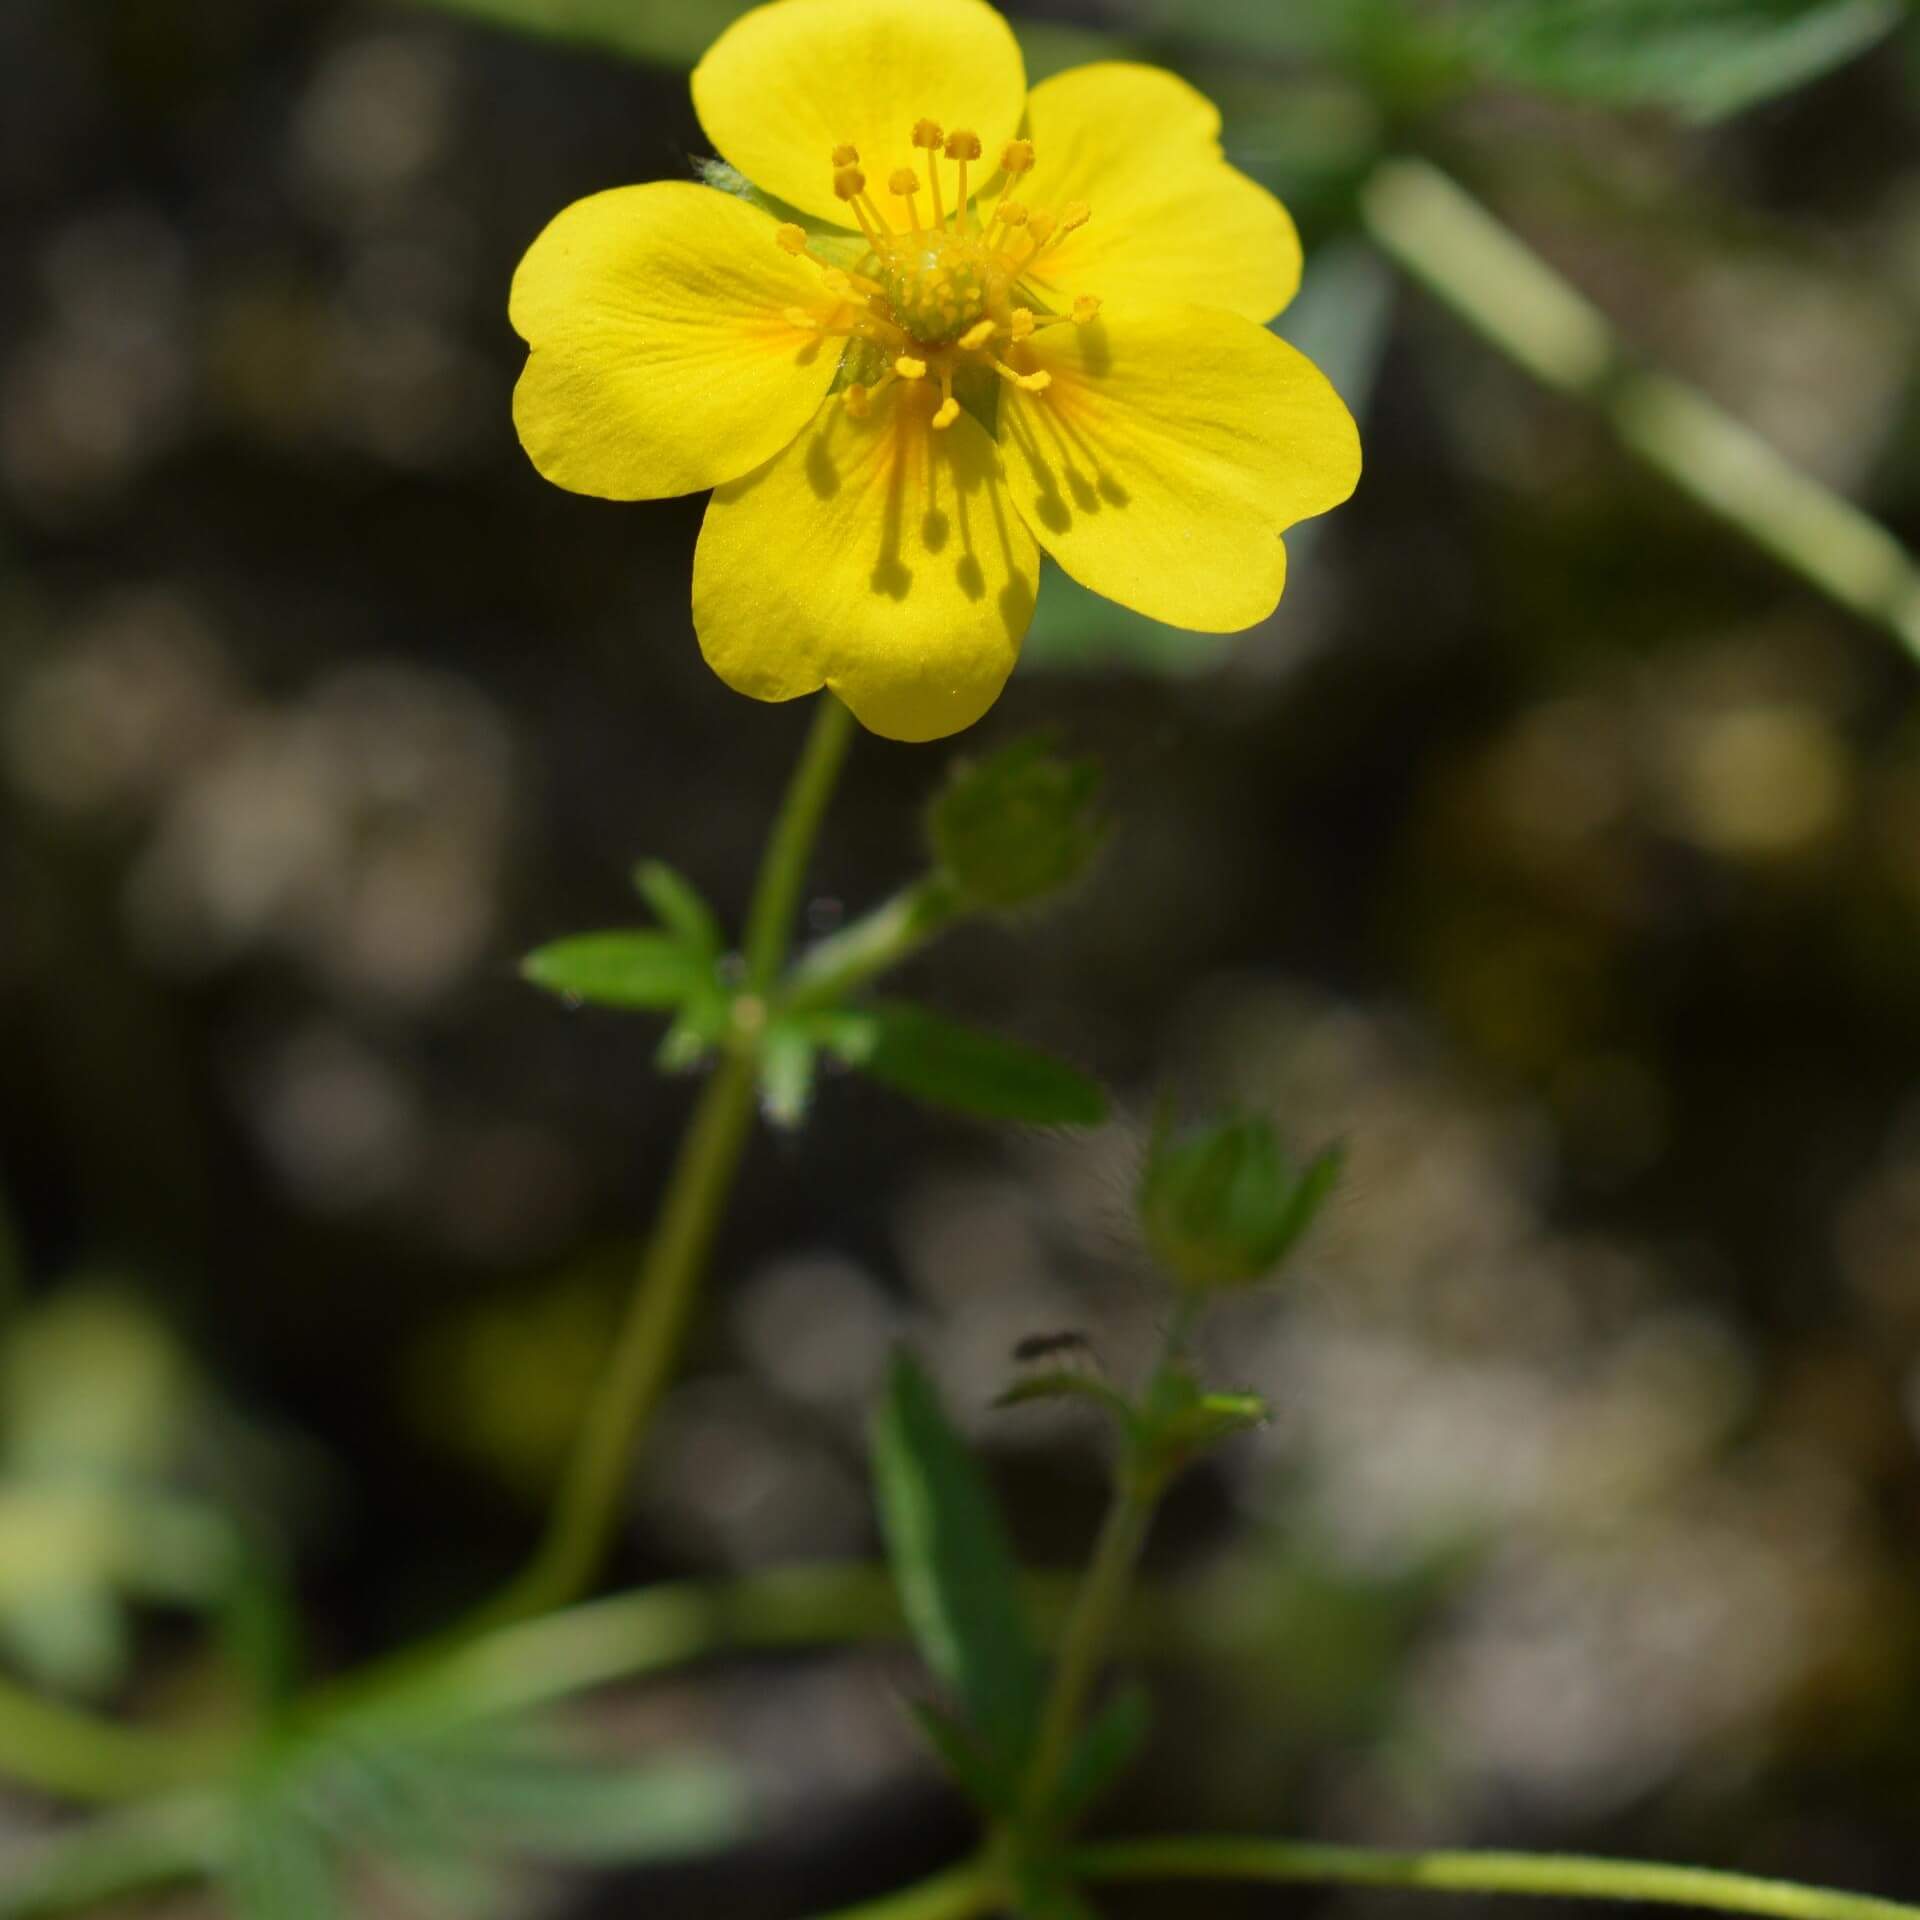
932 368 958 429
996 200 1030 229
999 139 1034 177
888 167 920 197
1073 294 1102 325
1024 210 1058 248
775 222 808 255
894 354 928 380
831 144 860 166
957 318 997 351
1009 307 1035 340
992 357 1051 393
912 119 944 150
945 127 982 232
833 165 866 201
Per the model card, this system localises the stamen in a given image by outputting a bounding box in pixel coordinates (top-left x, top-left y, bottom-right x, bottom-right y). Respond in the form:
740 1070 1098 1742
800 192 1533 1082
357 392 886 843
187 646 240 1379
944 128 981 232
782 306 819 330
932 367 959 430
1024 210 1058 249
775 223 808 256
894 354 928 380
1008 307 1036 341
843 383 872 418
913 118 947 227
832 144 860 166
888 166 922 233
994 139 1034 219
991 356 1051 393
957 317 997 351
834 163 885 247
1073 294 1102 325
1049 201 1091 246
995 199 1030 230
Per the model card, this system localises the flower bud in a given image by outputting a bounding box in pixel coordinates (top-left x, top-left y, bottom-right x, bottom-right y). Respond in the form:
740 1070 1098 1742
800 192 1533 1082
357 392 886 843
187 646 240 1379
927 735 1106 911
1138 1113 1341 1290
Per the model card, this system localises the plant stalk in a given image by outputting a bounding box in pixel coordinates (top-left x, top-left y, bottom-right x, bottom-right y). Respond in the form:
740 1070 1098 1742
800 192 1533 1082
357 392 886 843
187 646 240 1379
482 693 858 1626
1071 1838 1920 1920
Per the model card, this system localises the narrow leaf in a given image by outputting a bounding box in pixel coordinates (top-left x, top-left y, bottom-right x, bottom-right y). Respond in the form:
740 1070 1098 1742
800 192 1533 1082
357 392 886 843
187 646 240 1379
633 861 724 960
822 1003 1107 1128
758 1023 815 1130
221 1809 339 1920
1053 1682 1152 1824
521 932 705 1011
871 1353 1042 1772
906 1700 1016 1815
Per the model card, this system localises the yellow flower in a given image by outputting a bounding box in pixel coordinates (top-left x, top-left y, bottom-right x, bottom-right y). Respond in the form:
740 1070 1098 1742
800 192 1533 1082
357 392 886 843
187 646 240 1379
510 0 1361 743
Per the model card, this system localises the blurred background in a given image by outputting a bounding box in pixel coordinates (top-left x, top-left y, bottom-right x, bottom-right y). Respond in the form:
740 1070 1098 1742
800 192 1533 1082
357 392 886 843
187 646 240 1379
4 0 1920 1912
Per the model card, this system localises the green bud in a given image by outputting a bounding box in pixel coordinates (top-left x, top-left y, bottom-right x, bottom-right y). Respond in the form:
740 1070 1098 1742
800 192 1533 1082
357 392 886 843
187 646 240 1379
1138 1112 1342 1290
927 736 1106 911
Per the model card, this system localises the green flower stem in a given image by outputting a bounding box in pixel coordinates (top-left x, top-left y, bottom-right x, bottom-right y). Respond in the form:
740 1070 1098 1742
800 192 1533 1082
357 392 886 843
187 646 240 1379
481 694 858 1628
743 694 859 995
784 872 965 1012
1359 155 1920 660
1070 1838 1920 1920
0 1672 234 1805
799 1859 1000 1920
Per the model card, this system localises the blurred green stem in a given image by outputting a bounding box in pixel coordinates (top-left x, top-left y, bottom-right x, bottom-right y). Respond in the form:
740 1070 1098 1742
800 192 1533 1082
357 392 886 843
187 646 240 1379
1360 155 1920 659
481 694 857 1627
1071 1838 1920 1920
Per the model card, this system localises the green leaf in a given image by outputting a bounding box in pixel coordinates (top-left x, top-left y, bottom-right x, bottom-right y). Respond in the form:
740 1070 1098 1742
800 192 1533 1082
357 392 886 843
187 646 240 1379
819 1004 1107 1129
632 860 723 960
1446 0 1900 120
521 931 706 1011
758 1022 816 1130
992 1371 1135 1427
906 1699 1016 1815
221 1807 339 1920
871 1353 1042 1773
1053 1682 1152 1824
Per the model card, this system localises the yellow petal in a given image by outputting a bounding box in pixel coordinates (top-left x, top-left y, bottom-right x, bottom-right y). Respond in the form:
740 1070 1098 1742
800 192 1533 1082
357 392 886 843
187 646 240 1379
693 385 1036 741
692 0 1026 230
1015 63 1301 325
511 182 837 500
996 306 1359 632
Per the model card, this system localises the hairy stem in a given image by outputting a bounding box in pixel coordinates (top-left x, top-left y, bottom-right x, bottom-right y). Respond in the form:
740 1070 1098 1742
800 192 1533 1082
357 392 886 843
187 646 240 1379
1360 155 1920 659
1071 1838 1920 1920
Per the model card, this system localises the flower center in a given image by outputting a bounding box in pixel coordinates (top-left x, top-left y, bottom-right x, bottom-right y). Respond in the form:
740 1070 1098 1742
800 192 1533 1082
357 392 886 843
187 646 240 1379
771 120 1100 430
875 230 997 347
